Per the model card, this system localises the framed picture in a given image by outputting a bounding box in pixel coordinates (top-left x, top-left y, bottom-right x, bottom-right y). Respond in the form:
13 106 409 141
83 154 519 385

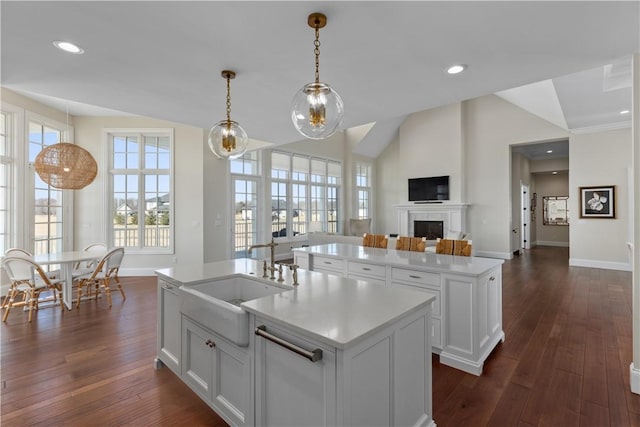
579 186 615 218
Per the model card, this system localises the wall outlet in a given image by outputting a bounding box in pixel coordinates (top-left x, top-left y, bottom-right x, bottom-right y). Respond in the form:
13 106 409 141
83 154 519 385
172 256 178 263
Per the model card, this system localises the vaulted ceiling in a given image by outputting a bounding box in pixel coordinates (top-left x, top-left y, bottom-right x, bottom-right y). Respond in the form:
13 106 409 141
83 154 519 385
2 1 638 157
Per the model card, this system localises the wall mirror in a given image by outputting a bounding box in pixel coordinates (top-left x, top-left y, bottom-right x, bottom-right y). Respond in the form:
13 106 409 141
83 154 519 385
543 196 569 225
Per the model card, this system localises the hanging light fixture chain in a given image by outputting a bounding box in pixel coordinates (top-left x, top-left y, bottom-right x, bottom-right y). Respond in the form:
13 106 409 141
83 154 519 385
226 74 232 124
314 26 321 83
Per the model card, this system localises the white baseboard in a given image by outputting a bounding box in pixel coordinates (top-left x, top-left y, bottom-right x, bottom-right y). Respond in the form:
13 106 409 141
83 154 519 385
569 258 632 272
536 241 569 247
474 250 513 260
631 363 640 394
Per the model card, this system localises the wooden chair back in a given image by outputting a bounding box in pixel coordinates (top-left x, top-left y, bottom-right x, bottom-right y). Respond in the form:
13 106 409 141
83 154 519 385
396 236 426 252
435 238 473 256
362 233 388 249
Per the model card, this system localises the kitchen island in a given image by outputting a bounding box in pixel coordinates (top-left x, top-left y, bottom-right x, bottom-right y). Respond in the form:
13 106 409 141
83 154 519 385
294 243 505 375
155 258 436 426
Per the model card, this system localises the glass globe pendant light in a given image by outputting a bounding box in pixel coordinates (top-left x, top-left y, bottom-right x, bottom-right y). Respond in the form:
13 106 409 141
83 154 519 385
291 13 344 140
208 70 248 159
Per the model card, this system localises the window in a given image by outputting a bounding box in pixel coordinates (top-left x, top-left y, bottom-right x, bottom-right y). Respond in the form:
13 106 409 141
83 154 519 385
0 112 12 253
108 130 173 252
29 120 64 255
270 151 341 236
355 161 372 220
231 151 260 258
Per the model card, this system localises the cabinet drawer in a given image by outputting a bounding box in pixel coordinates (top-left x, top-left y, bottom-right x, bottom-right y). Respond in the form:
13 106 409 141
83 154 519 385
313 256 344 272
391 282 441 317
391 268 439 287
347 261 386 278
348 274 386 287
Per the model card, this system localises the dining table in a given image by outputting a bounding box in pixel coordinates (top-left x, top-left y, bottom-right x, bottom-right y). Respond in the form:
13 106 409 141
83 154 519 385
34 250 107 310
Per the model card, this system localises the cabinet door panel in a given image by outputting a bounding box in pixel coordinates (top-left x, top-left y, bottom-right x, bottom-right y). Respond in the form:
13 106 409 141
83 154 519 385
214 339 250 425
158 281 181 373
256 323 336 426
183 320 213 399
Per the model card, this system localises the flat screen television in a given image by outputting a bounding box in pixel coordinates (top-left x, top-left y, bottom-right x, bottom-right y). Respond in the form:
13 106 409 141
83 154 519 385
408 176 449 202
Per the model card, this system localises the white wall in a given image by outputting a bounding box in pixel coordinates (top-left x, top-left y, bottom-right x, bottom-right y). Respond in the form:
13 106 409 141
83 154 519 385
74 116 205 274
569 127 632 270
533 173 569 247
398 103 463 203
376 136 402 234
377 94 568 258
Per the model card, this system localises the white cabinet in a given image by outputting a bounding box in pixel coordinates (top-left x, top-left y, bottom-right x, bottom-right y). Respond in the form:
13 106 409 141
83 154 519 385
293 251 309 270
311 255 345 276
440 266 504 375
347 261 387 286
302 250 504 376
252 309 433 427
254 320 336 426
182 317 251 426
390 267 442 350
156 280 181 374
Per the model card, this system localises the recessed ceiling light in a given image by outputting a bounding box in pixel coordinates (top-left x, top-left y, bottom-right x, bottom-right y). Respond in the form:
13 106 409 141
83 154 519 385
620 110 630 115
552 171 558 175
446 64 467 75
53 41 84 54
546 150 553 153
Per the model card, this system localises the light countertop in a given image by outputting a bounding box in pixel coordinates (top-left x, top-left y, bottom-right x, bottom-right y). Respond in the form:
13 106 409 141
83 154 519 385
156 258 434 349
294 243 504 276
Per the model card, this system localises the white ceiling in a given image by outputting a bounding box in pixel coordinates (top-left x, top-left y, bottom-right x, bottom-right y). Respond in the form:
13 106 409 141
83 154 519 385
2 1 638 157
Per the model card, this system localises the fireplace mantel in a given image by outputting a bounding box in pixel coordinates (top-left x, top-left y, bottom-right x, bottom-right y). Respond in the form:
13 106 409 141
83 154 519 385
393 203 469 237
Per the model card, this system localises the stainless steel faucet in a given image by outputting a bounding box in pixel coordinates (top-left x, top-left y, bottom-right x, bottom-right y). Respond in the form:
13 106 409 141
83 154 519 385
249 238 278 279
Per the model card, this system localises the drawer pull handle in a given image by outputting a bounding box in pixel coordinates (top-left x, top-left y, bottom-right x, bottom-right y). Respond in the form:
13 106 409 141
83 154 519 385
409 275 421 279
323 261 332 265
362 267 371 271
489 276 496 281
205 339 216 348
163 284 173 290
255 325 323 363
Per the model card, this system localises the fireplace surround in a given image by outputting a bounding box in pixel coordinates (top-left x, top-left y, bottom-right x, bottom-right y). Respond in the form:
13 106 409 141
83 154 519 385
394 203 468 238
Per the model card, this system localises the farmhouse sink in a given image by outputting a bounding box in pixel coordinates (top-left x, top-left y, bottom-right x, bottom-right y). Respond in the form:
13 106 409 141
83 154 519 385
180 276 291 346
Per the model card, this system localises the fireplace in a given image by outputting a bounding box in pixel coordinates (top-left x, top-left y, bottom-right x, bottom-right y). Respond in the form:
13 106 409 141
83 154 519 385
393 203 468 238
414 221 444 240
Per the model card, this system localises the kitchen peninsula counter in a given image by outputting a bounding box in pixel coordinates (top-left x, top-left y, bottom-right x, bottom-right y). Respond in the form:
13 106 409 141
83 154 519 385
293 243 505 375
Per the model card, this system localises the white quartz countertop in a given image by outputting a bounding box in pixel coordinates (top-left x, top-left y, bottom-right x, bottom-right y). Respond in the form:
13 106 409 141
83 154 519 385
294 243 504 276
156 258 434 349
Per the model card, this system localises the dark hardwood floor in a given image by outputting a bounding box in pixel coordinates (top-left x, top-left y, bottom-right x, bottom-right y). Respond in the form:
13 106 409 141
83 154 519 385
2 246 638 426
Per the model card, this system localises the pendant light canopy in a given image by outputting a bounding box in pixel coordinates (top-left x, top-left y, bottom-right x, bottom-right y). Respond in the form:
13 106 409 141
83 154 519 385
208 70 248 160
291 12 344 140
34 142 98 190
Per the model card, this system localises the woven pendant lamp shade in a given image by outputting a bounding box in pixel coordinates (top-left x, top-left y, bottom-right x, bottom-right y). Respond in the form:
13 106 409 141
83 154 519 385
34 143 98 190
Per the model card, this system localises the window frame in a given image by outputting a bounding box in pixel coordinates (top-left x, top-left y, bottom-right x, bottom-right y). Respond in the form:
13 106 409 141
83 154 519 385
105 128 174 255
355 161 373 220
25 111 74 254
230 151 262 259
270 150 342 238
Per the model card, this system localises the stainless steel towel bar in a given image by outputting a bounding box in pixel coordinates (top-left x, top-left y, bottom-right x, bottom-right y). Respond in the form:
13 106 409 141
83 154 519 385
255 325 323 362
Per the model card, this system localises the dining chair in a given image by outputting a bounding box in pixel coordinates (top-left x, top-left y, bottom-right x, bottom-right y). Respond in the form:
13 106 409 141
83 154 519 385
3 248 60 307
435 238 473 256
72 242 108 279
1 256 64 322
75 247 125 308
